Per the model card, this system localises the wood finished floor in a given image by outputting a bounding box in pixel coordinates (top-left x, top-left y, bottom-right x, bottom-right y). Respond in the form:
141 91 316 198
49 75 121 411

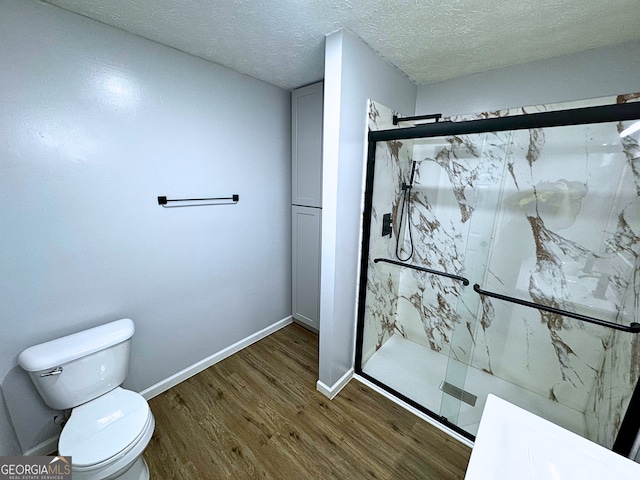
144 323 471 479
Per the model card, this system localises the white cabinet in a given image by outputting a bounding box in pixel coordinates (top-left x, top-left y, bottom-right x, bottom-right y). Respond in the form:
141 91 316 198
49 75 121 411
292 82 323 208
292 206 321 330
291 81 323 331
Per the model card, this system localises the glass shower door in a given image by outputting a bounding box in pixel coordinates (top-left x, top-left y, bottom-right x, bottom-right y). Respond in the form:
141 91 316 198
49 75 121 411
406 128 516 433
357 96 640 452
437 119 640 448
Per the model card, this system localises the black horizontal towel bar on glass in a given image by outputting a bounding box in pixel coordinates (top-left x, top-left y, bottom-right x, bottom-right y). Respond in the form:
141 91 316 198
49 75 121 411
157 195 239 207
373 258 470 286
473 284 640 333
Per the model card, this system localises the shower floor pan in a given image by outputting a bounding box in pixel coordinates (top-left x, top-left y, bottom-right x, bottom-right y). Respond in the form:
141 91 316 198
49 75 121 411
361 334 586 438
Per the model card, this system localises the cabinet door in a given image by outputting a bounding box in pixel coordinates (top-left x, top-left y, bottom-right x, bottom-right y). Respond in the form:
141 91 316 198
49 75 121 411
292 205 321 330
292 82 323 207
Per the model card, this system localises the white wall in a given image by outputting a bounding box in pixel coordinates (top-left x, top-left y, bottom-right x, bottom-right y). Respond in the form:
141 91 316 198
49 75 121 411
0 0 291 454
416 39 640 116
319 30 416 389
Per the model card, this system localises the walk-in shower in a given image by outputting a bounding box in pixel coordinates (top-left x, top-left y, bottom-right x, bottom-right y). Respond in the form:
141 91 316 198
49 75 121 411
355 94 640 456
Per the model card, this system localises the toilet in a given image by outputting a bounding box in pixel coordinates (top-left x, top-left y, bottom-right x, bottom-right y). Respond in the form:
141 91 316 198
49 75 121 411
18 318 155 480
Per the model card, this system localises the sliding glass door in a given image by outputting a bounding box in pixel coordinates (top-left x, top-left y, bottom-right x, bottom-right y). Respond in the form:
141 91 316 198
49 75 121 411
356 96 640 453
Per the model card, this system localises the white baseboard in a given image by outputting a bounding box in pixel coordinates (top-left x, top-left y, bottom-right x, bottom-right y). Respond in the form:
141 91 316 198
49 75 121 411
140 316 293 400
354 374 474 448
316 368 354 400
23 317 292 456
23 317 293 456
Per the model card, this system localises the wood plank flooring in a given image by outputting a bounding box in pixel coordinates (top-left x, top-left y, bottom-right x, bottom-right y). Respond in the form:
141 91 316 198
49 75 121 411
144 323 471 479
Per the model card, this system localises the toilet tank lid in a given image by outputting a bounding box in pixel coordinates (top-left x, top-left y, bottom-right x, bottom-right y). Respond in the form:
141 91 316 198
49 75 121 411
18 319 135 372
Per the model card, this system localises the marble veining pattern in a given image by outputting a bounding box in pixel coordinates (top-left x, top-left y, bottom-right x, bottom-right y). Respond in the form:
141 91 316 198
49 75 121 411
361 101 412 363
363 94 640 449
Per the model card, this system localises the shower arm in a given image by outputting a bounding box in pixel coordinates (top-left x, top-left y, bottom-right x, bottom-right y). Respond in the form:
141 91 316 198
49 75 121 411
393 113 443 125
473 284 640 333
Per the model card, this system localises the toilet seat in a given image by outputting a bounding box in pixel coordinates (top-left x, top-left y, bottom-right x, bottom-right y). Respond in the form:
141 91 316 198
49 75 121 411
67 415 154 480
59 387 153 471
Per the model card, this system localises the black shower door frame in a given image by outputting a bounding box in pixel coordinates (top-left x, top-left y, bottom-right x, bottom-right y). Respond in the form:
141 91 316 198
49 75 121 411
354 101 640 453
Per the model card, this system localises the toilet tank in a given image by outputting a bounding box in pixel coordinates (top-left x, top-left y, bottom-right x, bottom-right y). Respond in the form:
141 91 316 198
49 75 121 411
18 319 135 410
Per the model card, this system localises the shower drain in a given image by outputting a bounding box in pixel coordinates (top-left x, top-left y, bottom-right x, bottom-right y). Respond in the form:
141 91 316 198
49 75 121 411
440 381 478 407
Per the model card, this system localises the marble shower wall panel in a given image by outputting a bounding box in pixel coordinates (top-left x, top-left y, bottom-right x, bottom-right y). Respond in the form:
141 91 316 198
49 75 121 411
363 93 640 449
462 94 640 447
586 328 636 449
394 155 468 355
471 123 623 412
361 101 413 364
394 132 512 359
585 93 640 447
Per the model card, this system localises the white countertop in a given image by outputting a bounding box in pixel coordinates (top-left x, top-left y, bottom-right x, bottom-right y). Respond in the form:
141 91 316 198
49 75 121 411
465 394 640 479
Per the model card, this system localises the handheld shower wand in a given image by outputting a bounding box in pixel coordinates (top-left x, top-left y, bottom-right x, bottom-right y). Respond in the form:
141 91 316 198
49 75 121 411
395 161 416 261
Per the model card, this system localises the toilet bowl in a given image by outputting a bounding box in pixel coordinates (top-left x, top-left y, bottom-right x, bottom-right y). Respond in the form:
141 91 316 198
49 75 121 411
59 387 155 480
18 319 155 480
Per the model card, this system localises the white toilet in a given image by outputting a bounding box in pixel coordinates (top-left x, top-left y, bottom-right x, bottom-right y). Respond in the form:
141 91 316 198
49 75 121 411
18 318 155 480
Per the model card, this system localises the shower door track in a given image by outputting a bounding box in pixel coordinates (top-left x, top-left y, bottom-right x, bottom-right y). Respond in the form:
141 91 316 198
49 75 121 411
355 99 640 454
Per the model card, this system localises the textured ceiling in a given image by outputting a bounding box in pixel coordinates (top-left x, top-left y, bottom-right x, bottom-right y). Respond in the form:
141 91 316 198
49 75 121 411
43 0 640 90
